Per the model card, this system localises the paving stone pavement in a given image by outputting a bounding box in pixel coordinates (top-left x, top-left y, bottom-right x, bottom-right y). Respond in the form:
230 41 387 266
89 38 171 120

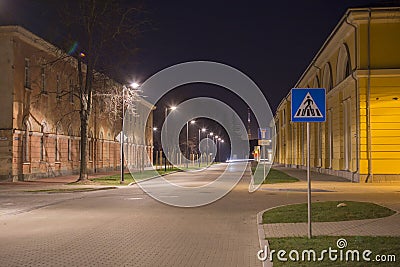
1 163 303 267
1 163 399 266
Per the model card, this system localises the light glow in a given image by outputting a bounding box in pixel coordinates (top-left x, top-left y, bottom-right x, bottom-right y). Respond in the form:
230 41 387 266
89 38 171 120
130 82 140 89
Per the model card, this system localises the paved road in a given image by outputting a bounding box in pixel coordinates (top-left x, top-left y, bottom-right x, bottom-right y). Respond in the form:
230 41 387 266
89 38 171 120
0 163 398 266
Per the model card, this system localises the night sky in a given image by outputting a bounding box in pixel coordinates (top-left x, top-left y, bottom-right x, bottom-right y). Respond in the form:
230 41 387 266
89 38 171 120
0 0 382 137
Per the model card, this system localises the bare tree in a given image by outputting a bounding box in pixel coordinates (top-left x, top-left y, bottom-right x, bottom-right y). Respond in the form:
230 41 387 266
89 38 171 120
58 0 147 181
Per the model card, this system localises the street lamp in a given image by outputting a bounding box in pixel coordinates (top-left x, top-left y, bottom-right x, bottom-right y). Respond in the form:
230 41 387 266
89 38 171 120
186 120 196 168
130 82 140 89
120 85 126 183
207 132 213 165
120 83 140 183
199 128 206 167
152 127 158 168
164 106 177 171
217 137 222 162
213 135 219 162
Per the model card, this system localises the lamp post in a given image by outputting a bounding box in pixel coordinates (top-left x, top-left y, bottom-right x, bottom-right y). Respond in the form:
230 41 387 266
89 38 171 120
208 132 213 165
120 82 140 184
199 128 206 167
186 120 196 168
120 85 126 183
217 137 222 162
220 139 224 162
215 136 218 162
152 127 157 168
214 136 219 163
164 106 177 171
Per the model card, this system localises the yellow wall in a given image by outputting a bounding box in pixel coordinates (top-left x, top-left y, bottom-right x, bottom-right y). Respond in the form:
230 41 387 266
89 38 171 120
359 76 400 175
274 8 400 182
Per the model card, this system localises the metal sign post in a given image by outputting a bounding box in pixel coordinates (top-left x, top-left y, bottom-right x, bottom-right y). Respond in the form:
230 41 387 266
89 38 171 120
291 88 326 239
258 128 271 180
306 122 311 239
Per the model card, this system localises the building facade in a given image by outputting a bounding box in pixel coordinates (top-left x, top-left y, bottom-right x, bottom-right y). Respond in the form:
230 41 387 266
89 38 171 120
274 7 400 182
0 26 154 181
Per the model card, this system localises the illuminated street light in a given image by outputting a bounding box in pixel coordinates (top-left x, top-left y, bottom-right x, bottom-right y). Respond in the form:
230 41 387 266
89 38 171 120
130 82 140 89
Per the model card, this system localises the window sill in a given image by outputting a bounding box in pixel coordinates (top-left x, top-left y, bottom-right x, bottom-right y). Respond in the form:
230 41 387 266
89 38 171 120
23 162 31 165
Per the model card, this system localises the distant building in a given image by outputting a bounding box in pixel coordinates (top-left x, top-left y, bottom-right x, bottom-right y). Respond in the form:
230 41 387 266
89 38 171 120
0 26 154 181
274 7 400 182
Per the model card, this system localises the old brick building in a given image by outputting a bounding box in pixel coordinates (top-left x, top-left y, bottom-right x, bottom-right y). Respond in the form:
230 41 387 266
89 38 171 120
0 26 154 181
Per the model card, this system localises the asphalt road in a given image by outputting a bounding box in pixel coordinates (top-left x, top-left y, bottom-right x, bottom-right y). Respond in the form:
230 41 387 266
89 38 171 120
0 163 398 266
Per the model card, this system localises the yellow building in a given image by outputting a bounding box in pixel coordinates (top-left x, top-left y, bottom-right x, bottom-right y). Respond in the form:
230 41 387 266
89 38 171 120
274 7 400 182
0 26 154 181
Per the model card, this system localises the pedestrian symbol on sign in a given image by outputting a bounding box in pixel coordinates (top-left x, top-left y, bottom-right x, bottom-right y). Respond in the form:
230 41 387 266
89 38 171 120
294 92 323 118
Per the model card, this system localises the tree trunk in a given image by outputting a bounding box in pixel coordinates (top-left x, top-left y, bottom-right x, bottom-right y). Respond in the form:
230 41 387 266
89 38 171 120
77 57 93 181
79 113 89 181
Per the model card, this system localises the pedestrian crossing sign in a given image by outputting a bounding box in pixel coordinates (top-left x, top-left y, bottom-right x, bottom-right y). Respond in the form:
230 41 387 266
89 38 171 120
291 88 326 122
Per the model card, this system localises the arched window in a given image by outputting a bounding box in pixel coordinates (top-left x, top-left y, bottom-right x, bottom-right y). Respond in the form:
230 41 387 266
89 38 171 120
312 75 320 88
22 119 31 163
40 122 47 161
106 131 110 163
68 126 73 161
99 131 104 161
322 63 333 91
89 131 94 161
55 123 62 162
336 44 352 84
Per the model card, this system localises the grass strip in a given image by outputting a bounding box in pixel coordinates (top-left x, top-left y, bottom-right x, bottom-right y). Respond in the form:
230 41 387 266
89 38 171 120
25 187 116 193
267 236 399 267
263 201 396 224
91 167 181 185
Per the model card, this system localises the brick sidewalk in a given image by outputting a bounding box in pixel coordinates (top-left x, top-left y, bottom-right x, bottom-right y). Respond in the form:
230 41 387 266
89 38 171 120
0 171 128 194
260 166 400 238
262 212 400 238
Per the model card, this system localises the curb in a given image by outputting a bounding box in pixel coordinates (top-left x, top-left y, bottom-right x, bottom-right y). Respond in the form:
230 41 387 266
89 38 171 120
128 170 182 186
127 164 220 186
257 208 273 267
257 202 306 267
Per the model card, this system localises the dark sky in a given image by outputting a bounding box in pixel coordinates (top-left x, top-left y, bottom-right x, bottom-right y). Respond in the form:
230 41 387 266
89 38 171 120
131 0 376 110
0 0 382 137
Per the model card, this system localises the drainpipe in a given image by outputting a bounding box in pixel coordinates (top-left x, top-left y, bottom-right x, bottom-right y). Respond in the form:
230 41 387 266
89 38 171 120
345 13 359 183
365 9 373 182
312 62 322 170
